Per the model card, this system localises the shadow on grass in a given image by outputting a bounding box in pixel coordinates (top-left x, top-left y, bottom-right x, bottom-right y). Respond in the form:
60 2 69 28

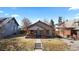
1 34 26 40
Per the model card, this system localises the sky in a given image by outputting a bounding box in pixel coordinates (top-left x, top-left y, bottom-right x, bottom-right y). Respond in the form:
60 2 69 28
0 7 79 26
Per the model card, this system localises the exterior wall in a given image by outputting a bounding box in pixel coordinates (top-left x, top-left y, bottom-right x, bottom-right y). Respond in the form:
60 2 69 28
77 31 79 35
28 30 53 38
27 29 54 38
58 28 71 37
2 19 18 37
29 25 44 30
77 31 79 39
49 30 53 36
36 22 53 30
64 29 71 37
58 29 64 37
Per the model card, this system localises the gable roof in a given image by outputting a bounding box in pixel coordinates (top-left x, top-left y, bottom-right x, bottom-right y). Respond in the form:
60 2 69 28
57 19 79 29
0 17 19 27
0 18 7 24
28 20 54 30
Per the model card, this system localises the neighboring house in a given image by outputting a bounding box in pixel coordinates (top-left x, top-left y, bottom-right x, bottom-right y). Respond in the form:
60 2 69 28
0 17 19 38
56 19 79 39
26 20 55 38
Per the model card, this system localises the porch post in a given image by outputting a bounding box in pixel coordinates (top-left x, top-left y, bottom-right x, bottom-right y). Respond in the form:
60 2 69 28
77 31 79 40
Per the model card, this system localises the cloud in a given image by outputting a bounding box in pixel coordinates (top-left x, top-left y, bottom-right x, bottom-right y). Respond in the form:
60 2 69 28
11 14 20 17
0 10 4 13
69 7 79 11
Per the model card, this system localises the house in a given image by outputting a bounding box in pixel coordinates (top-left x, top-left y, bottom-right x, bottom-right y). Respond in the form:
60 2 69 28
56 19 79 39
0 17 19 38
26 20 55 38
73 21 79 40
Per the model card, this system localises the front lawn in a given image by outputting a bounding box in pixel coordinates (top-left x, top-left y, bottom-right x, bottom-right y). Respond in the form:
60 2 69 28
42 39 71 51
0 37 35 51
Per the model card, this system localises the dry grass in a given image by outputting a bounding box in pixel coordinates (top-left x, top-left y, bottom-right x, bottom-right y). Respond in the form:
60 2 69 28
0 37 35 51
42 39 71 51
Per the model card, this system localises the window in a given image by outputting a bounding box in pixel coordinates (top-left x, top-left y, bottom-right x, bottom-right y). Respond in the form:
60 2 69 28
78 22 79 26
0 27 5 33
0 27 2 32
46 30 49 35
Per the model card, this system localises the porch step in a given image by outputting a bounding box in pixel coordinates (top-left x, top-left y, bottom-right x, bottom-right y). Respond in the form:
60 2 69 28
35 43 42 49
35 39 41 43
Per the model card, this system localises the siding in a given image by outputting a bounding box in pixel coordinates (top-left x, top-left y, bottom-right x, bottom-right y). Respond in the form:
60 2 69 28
2 19 18 37
29 25 44 30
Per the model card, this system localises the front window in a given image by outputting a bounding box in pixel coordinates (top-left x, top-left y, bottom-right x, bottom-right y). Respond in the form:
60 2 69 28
46 30 49 35
0 27 4 33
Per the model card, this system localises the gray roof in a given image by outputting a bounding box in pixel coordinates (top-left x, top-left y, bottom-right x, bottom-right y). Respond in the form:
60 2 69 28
57 19 79 29
0 17 19 27
28 20 54 30
73 26 79 30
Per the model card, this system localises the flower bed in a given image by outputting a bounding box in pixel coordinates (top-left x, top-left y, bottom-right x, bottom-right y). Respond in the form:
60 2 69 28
0 38 35 51
42 39 70 51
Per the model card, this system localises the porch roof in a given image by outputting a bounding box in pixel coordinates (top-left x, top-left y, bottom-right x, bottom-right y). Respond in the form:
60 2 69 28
73 26 79 30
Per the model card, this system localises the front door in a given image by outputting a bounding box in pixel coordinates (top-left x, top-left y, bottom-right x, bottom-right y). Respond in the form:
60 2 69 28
36 28 41 38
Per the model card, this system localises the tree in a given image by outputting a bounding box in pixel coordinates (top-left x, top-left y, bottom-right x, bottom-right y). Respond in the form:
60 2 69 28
58 17 63 24
43 19 49 24
50 19 55 27
22 17 31 30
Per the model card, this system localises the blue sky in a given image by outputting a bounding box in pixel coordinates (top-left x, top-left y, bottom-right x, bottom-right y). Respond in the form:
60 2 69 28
0 7 79 26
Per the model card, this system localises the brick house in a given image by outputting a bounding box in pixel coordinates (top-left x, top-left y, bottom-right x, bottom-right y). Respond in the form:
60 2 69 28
56 20 79 40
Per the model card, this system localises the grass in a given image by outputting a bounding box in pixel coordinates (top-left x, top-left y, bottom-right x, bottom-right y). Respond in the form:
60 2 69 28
0 37 35 51
42 39 71 51
0 35 71 51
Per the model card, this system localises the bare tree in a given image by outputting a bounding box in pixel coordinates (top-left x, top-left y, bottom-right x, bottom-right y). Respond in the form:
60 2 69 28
22 17 31 30
43 19 49 24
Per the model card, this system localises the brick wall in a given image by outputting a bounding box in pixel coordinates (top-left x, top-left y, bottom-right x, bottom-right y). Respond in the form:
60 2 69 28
58 28 71 37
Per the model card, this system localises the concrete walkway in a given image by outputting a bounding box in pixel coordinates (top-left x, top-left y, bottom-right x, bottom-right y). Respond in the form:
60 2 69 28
35 39 42 51
35 39 42 43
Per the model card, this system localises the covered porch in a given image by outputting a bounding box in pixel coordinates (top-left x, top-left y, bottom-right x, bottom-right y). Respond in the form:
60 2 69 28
26 29 53 38
25 20 54 38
